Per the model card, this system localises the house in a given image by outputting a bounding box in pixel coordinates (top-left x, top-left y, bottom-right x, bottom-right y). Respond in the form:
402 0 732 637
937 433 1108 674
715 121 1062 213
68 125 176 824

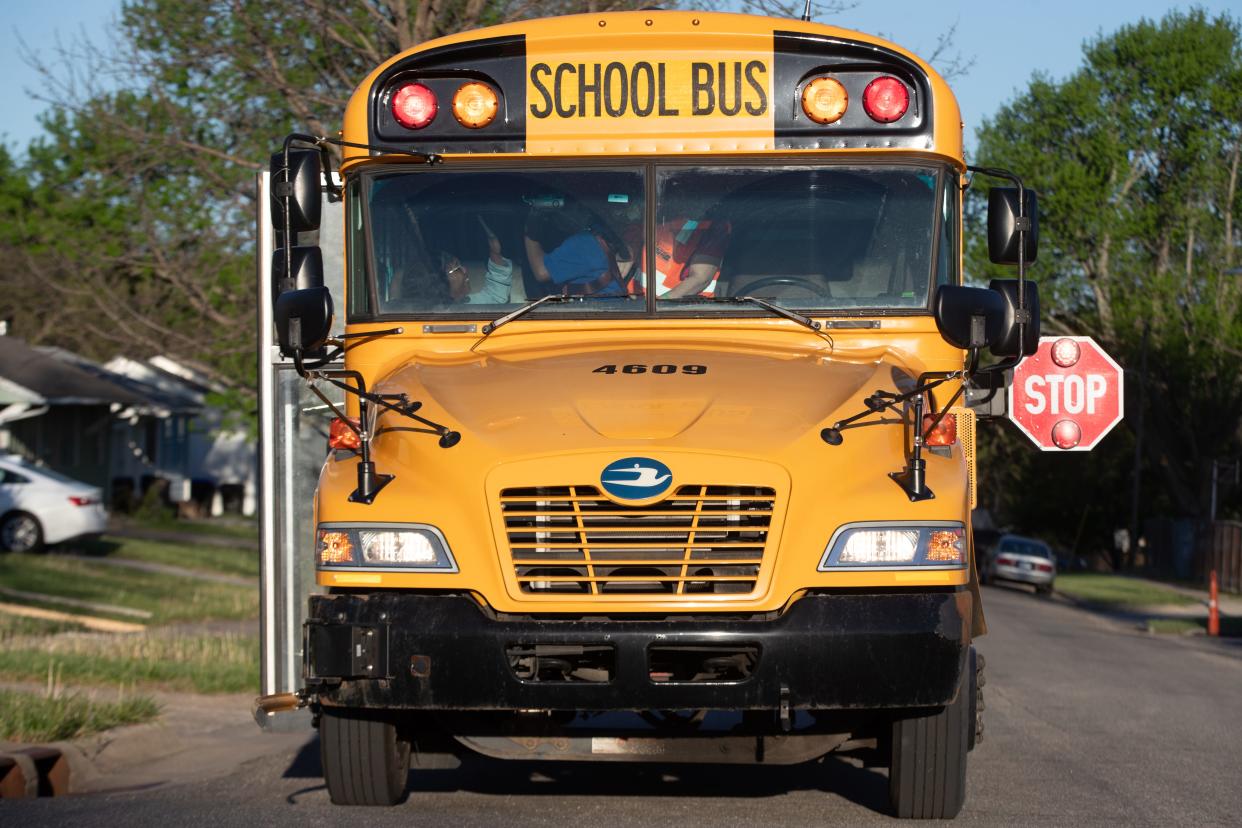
0 337 256 516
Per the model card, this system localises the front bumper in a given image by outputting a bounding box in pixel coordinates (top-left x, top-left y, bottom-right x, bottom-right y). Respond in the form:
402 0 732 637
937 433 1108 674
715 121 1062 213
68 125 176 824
306 590 971 712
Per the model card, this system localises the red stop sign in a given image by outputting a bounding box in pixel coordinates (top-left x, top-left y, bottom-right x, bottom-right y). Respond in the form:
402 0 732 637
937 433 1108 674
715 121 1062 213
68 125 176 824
1008 336 1124 451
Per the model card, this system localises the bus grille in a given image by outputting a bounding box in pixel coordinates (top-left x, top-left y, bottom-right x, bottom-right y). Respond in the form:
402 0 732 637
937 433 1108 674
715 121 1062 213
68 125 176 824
499 485 776 595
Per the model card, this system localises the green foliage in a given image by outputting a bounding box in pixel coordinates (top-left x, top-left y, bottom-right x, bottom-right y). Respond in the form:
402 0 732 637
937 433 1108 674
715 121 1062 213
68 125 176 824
970 10 1242 550
0 687 160 743
77 534 259 578
0 0 663 413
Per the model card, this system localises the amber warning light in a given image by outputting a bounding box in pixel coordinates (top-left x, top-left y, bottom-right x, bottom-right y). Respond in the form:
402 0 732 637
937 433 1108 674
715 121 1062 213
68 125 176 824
453 82 499 128
801 77 848 124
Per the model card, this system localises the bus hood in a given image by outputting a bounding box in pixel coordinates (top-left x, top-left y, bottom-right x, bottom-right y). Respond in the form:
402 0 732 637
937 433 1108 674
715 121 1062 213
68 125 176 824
374 344 915 454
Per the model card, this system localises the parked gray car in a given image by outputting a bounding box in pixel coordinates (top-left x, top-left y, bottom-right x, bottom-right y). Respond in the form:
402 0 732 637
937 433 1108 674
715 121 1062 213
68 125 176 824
982 534 1056 594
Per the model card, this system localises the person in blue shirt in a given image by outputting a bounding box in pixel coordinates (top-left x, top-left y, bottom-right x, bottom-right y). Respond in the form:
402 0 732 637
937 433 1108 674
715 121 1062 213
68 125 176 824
524 208 627 297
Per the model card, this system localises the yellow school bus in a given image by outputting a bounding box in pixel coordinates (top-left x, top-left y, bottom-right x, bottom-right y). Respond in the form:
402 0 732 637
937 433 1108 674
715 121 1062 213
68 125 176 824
259 9 1040 819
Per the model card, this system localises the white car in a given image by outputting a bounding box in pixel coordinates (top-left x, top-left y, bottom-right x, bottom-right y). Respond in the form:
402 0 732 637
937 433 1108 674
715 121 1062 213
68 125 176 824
0 455 108 552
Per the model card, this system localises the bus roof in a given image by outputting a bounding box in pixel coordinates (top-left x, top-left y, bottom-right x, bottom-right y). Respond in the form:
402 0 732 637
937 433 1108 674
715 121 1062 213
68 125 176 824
341 11 962 164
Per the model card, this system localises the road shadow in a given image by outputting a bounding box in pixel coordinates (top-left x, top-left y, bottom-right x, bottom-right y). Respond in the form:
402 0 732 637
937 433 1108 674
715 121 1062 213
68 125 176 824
282 734 891 814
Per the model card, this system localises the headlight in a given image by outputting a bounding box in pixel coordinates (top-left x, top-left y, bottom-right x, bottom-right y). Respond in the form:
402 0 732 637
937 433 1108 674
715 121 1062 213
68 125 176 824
316 524 457 572
819 522 966 570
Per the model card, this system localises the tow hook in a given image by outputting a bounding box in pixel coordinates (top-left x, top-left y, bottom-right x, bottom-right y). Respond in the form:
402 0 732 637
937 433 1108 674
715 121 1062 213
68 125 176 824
253 689 310 725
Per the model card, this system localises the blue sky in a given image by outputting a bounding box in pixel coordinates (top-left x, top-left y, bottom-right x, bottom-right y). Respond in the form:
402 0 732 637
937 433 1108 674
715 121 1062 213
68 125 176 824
1 1 1237 156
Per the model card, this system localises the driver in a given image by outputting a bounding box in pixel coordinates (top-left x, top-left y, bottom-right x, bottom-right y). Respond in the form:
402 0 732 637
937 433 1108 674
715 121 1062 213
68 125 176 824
620 216 733 299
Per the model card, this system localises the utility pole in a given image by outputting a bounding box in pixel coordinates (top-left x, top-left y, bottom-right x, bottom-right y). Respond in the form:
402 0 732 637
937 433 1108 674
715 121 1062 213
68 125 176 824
1126 325 1148 572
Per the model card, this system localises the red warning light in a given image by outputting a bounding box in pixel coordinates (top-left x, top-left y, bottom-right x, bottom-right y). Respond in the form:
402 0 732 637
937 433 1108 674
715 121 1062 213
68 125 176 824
1051 419 1082 450
862 76 909 123
1050 338 1081 368
392 82 438 129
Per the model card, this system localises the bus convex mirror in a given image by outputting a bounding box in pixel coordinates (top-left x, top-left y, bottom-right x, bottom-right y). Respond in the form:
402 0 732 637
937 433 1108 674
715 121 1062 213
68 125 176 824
987 187 1039 265
274 286 334 358
269 148 323 236
271 246 324 304
933 285 1007 351
988 278 1040 357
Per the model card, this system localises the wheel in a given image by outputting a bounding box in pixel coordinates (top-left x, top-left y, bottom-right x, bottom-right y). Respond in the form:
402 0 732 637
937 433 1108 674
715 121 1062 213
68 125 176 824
0 512 43 553
888 649 972 819
320 708 410 806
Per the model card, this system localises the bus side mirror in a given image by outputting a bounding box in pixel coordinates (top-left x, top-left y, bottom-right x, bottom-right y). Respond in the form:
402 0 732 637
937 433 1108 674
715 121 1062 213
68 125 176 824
989 278 1040 357
271 246 324 306
987 187 1038 265
269 148 323 235
934 285 1007 351
274 286 334 358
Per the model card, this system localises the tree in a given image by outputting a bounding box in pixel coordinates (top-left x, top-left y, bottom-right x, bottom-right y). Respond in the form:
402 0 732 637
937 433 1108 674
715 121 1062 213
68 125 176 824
0 0 963 411
2 0 664 406
968 9 1242 551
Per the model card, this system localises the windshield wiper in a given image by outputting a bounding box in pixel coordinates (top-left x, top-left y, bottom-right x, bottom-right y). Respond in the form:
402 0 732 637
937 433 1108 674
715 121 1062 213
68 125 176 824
480 294 571 336
700 296 822 332
480 293 636 337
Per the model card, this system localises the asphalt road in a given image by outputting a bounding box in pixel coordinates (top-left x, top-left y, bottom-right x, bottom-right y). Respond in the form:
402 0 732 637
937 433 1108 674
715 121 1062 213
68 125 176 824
5 585 1241 826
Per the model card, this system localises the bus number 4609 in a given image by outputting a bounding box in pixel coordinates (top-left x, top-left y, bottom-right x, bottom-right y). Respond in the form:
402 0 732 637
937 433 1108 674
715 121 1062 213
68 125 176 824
592 364 707 375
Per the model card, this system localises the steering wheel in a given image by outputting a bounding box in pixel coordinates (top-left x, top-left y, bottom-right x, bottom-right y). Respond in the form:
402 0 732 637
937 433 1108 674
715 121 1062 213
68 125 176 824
730 275 826 297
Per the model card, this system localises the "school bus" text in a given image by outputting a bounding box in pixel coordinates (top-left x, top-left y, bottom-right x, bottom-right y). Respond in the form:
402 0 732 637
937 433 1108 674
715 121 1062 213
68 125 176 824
529 60 768 119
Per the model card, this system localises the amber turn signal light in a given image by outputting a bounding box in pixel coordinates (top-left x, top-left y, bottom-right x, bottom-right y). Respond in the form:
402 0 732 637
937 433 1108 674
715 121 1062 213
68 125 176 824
317 530 355 565
452 82 499 128
801 76 848 125
922 412 958 446
328 417 362 451
925 529 964 563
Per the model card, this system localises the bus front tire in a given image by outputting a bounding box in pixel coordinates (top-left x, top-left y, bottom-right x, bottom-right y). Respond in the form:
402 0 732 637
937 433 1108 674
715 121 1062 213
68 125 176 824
888 651 972 819
320 708 410 806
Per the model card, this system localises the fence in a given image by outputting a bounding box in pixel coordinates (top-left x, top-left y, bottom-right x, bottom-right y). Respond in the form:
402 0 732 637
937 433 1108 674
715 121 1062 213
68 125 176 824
1202 521 1242 594
1139 518 1241 594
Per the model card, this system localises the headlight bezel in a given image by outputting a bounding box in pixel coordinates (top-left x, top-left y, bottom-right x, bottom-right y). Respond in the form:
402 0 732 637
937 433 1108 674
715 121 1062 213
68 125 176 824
818 521 967 571
315 522 458 573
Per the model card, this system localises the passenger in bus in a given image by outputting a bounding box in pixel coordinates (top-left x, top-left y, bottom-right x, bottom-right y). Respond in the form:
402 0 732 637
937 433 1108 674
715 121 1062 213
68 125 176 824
439 216 513 304
524 208 629 297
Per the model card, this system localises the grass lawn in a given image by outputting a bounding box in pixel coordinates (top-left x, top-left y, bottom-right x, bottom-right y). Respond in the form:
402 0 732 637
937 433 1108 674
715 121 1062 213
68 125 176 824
0 632 258 694
119 515 258 542
1055 574 1199 609
75 535 259 578
0 553 258 624
0 687 160 743
0 613 86 637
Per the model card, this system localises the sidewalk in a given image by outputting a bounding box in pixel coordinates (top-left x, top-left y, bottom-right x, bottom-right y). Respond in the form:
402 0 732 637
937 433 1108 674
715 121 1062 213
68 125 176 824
0 684 309 794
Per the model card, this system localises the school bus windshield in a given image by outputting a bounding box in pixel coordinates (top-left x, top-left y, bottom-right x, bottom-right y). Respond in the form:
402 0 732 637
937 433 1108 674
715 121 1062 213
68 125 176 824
346 163 955 319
